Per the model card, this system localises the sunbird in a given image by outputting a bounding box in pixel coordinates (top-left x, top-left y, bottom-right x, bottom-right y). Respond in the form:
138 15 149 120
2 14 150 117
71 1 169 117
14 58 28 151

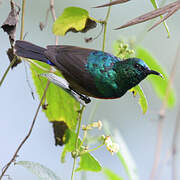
15 40 162 104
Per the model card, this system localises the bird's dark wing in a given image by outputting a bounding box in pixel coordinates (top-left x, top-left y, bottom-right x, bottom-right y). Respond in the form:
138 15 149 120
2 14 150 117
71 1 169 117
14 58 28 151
45 45 102 97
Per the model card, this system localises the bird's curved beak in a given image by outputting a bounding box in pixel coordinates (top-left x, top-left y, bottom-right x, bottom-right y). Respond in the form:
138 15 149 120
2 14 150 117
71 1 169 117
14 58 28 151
149 70 164 78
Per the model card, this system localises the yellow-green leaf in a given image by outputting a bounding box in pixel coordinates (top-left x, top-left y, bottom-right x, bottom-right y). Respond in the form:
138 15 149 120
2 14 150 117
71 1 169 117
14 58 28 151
130 85 148 114
136 47 176 108
76 153 102 172
30 61 80 131
53 7 96 36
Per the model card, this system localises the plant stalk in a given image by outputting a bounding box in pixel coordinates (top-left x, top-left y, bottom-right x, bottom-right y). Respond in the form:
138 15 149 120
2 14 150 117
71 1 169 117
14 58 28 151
102 0 112 51
71 105 85 180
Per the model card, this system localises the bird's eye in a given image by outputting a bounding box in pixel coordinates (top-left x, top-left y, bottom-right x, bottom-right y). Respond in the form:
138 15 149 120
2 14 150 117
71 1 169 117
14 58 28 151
134 64 140 68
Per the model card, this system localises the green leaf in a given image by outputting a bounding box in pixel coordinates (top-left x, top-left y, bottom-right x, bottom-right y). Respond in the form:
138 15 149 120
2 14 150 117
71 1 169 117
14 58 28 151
103 168 124 180
114 131 139 180
53 7 96 36
130 85 148 114
17 161 61 180
30 61 80 131
76 153 102 172
136 47 176 108
150 0 157 8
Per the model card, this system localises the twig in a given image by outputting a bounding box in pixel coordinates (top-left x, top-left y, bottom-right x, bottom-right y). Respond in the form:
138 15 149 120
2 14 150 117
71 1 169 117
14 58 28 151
172 104 180 180
49 0 58 45
171 44 180 180
19 0 25 40
102 0 112 51
150 117 164 180
23 61 35 99
150 44 180 180
81 143 104 154
0 81 50 180
71 105 85 180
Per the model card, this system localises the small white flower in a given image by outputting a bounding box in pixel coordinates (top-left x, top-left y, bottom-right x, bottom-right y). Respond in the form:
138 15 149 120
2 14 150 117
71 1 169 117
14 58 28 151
91 120 102 130
82 120 103 131
104 136 113 147
104 136 119 155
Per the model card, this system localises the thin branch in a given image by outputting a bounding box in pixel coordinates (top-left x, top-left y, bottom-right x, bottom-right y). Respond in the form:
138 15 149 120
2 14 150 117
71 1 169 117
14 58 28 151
102 0 112 51
71 157 77 180
171 44 180 180
93 0 130 8
50 0 58 45
172 105 180 180
71 105 85 180
0 81 50 180
19 0 25 40
150 44 180 180
150 117 164 180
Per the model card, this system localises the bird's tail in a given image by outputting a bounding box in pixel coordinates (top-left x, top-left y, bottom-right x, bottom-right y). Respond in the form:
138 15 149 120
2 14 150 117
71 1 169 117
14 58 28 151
14 40 50 63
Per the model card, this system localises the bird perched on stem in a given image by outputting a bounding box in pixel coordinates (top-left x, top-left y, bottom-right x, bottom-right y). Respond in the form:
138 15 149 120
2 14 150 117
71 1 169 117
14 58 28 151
15 40 162 104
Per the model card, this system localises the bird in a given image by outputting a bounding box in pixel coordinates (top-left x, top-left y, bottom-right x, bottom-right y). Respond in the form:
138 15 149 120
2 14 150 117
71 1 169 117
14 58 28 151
14 40 162 104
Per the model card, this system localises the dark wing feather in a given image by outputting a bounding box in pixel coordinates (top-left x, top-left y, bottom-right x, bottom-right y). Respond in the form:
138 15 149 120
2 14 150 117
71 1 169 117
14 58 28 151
45 45 102 97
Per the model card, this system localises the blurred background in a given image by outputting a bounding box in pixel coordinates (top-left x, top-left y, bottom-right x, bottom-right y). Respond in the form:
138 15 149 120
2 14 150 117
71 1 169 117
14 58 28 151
0 0 180 179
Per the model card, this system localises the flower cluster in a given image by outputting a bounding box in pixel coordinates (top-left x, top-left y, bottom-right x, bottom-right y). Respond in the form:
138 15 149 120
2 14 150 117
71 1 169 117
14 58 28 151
114 40 135 59
103 136 119 155
82 120 102 131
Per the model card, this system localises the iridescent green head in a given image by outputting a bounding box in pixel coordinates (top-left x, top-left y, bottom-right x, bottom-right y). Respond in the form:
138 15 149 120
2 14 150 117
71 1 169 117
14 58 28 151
114 57 163 91
126 57 162 78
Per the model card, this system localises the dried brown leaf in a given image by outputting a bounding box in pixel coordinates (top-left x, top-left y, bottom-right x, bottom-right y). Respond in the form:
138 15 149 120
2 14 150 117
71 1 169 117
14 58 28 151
115 0 180 31
93 0 130 8
66 18 97 34
1 1 20 44
148 6 180 31
52 121 69 146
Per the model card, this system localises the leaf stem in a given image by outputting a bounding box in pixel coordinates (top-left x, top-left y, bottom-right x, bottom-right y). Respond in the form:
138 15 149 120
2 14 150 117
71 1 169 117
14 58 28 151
102 0 112 51
82 143 104 155
75 106 85 149
71 105 85 180
71 157 77 180
79 130 88 148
